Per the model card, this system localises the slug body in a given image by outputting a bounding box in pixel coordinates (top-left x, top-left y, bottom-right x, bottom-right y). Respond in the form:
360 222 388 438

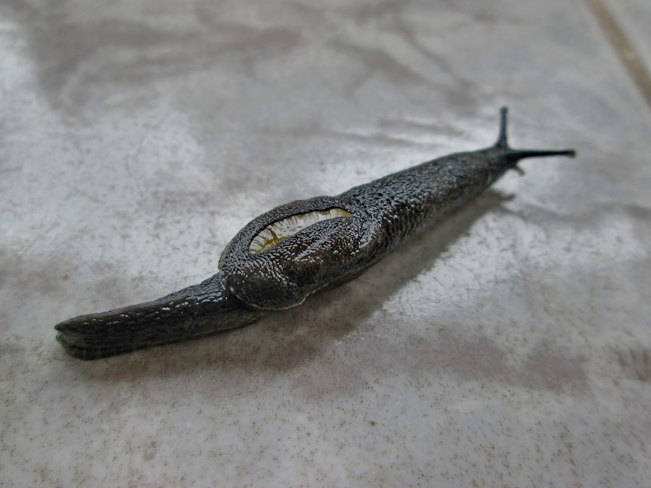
55 108 575 359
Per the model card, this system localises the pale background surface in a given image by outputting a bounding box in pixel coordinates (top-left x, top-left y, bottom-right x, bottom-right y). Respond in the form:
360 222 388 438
1 0 650 486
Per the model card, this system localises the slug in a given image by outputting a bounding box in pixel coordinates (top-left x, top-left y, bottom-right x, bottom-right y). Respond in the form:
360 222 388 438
54 108 575 360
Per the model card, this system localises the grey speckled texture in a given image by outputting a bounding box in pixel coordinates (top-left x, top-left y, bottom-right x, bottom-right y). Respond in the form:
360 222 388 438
1 0 651 486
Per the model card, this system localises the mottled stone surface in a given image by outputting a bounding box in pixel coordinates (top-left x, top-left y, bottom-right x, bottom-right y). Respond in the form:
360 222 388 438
1 0 650 486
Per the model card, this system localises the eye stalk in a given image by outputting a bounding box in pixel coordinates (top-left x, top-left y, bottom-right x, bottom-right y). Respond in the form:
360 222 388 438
249 208 353 253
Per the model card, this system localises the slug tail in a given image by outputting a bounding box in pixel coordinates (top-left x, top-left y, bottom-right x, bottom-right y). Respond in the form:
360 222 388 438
54 273 268 360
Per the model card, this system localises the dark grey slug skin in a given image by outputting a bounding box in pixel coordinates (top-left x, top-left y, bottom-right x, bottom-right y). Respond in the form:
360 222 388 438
55 274 269 360
55 108 575 360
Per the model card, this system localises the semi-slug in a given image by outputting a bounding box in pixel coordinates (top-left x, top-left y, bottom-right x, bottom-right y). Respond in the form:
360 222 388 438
54 108 575 360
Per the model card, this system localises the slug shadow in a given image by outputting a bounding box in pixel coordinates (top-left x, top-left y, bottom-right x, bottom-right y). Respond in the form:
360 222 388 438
59 189 510 383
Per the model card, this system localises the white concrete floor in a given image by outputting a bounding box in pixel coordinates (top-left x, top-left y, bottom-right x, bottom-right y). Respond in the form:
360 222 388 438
1 0 650 486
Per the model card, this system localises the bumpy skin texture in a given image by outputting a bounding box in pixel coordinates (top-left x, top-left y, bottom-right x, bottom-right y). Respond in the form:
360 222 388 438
220 147 541 310
54 108 575 359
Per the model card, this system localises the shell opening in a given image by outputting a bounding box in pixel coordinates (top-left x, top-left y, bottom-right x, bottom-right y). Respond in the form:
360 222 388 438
249 208 353 253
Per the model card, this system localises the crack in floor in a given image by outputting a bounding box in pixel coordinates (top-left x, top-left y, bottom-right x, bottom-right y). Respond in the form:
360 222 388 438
585 0 651 109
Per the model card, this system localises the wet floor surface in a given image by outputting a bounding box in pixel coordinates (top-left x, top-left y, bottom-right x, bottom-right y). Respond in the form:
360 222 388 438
1 0 651 486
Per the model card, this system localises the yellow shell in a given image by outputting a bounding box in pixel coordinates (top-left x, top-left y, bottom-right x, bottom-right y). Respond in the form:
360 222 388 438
248 208 352 253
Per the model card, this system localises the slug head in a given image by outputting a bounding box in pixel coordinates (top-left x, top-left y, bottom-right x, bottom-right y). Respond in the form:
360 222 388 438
219 197 363 310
